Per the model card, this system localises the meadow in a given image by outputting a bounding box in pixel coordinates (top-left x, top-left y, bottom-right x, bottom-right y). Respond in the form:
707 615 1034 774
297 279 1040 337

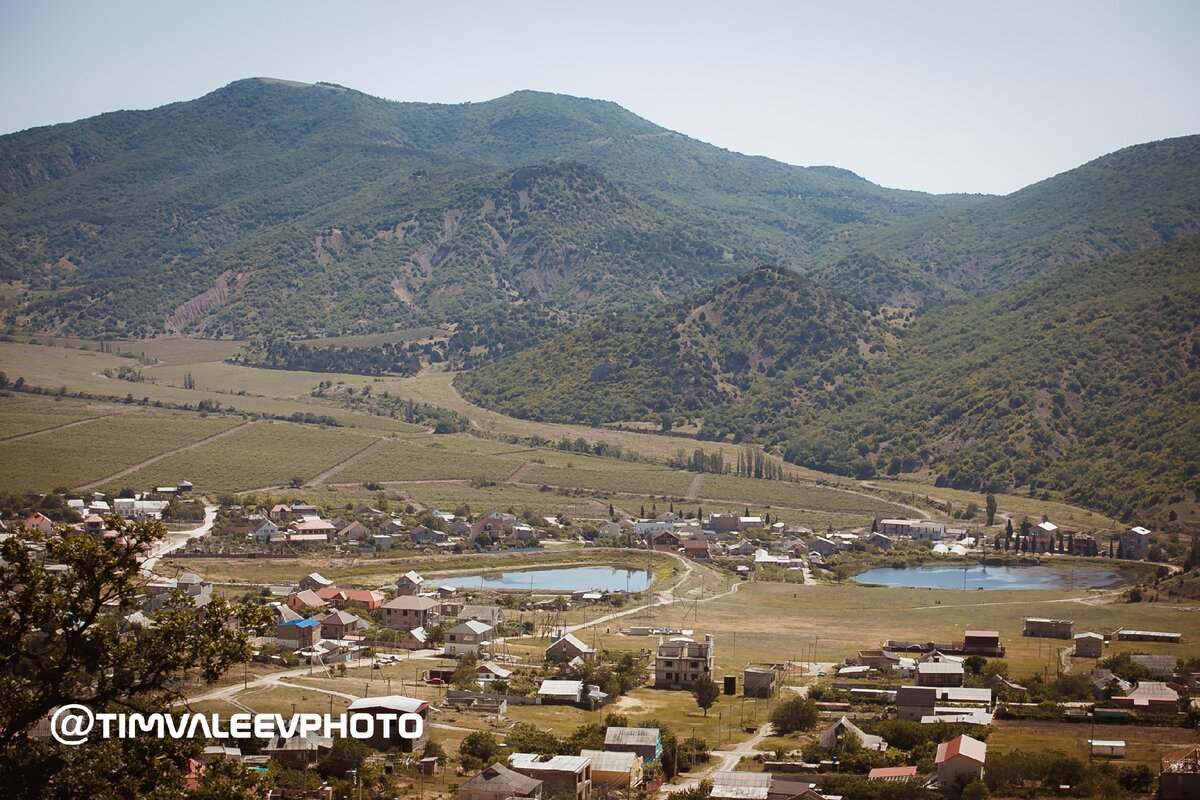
178 547 679 592
569 578 1200 678
986 719 1200 768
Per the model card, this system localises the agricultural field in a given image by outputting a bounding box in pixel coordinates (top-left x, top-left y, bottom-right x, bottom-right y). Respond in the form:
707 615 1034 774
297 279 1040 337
0 394 113 438
867 475 1116 531
697 473 909 515
522 464 694 496
333 438 529 484
99 421 379 495
0 411 240 492
114 338 247 366
145 360 343 399
1 336 244 365
0 342 422 433
1 341 1123 534
399 481 616 519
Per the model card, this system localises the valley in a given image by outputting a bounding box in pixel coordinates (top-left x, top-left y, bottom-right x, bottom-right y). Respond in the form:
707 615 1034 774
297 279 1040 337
2 76 1199 800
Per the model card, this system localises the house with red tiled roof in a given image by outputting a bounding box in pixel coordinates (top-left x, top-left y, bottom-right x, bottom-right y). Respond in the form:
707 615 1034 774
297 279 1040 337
287 589 329 613
868 766 918 782
936 734 986 786
23 512 54 535
315 586 384 610
471 511 516 538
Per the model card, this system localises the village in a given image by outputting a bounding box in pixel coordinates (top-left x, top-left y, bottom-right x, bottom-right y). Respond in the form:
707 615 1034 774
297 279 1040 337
4 473 1199 800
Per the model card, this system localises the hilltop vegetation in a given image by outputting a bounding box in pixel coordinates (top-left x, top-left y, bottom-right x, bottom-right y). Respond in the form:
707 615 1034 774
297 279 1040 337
458 267 886 430
826 135 1200 304
0 78 961 354
461 239 1200 522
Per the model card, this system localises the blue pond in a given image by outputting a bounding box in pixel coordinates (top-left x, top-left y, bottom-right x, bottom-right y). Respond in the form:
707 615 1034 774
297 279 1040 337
437 566 652 592
852 564 1124 591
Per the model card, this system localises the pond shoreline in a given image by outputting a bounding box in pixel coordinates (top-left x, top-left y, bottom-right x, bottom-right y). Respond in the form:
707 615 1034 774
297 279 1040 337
851 562 1133 591
436 564 654 593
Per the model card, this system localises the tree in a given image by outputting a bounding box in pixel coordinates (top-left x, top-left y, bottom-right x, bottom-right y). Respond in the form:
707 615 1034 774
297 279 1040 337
450 651 480 689
769 696 818 734
961 778 989 800
564 722 606 753
0 517 270 798
458 731 502 770
691 675 720 716
505 722 561 757
985 494 997 526
317 738 371 778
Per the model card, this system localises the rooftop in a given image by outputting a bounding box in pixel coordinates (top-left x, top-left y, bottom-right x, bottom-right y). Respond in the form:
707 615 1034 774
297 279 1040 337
936 734 987 764
347 695 427 714
509 753 590 773
605 726 659 747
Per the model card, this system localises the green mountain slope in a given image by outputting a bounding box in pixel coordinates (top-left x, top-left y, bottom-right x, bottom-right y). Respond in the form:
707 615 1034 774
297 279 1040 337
458 266 887 426
460 238 1200 521
0 78 960 345
825 136 1200 303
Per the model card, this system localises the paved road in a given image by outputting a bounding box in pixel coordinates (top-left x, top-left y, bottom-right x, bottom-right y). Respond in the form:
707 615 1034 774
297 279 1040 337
141 504 218 575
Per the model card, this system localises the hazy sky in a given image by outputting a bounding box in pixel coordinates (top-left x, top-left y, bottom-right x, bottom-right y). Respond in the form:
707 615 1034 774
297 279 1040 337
2 1 1198 195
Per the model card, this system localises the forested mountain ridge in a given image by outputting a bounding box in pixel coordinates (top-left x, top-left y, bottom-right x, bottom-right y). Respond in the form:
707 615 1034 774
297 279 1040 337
0 77 962 346
824 135 1200 304
458 266 887 425
460 238 1200 522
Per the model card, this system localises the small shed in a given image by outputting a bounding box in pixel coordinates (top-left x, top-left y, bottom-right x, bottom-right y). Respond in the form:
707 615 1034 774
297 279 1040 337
743 666 776 698
1089 740 1126 758
1073 632 1104 659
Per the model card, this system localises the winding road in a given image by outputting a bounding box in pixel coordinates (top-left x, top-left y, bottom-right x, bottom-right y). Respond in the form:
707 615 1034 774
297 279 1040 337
141 504 219 575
